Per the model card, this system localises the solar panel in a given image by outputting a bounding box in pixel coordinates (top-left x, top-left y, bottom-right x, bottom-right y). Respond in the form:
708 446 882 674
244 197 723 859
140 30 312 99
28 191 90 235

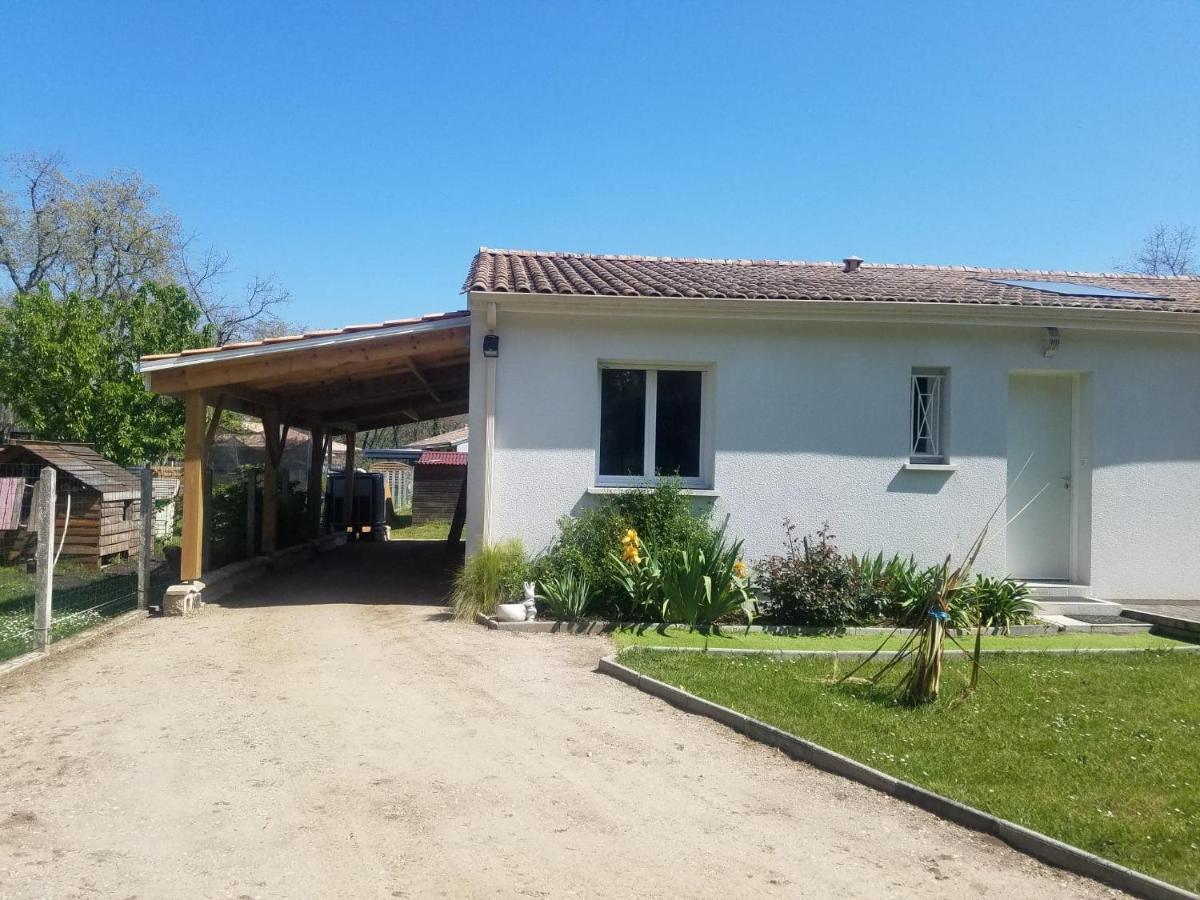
986 279 1169 300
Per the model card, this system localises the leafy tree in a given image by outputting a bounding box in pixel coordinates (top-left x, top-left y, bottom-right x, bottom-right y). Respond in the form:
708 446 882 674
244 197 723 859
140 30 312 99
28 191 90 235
0 283 214 464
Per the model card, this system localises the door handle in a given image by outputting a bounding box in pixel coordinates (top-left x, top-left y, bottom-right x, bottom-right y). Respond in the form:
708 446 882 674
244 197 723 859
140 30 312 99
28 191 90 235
1061 476 1071 490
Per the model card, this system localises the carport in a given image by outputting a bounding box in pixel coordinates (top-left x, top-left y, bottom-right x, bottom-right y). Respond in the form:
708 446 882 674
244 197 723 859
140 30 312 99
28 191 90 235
138 311 471 585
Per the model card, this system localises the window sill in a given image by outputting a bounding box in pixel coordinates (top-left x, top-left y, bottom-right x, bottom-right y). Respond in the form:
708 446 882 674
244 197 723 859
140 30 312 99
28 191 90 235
588 485 720 498
902 462 958 472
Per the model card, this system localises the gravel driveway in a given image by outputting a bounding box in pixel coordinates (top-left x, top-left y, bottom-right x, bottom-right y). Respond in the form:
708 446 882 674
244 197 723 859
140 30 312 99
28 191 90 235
0 543 1119 899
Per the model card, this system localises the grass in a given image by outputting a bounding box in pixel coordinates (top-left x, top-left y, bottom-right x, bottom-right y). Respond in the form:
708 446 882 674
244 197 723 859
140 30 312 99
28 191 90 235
618 647 1200 891
389 518 457 541
0 561 137 662
611 626 1193 653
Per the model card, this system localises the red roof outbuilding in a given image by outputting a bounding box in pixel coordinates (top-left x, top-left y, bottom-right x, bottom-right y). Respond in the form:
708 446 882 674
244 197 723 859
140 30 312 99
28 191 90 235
416 451 468 467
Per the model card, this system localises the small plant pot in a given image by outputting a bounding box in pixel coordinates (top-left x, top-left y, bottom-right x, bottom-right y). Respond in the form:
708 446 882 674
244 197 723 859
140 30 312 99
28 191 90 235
495 602 529 623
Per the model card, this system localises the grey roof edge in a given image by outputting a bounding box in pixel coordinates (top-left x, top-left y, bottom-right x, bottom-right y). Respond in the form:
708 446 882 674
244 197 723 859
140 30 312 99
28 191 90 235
470 247 1200 283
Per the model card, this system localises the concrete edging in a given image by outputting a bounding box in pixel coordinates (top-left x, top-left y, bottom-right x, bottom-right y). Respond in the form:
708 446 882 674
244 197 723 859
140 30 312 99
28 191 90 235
0 609 146 682
477 617 1152 637
1122 609 1200 638
598 654 1196 900
199 533 349 604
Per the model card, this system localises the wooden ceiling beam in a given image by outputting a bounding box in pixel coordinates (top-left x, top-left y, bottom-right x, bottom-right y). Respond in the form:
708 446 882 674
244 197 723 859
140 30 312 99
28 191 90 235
295 377 469 414
350 400 470 432
211 386 326 432
406 359 440 403
250 353 468 394
330 388 469 424
277 372 423 408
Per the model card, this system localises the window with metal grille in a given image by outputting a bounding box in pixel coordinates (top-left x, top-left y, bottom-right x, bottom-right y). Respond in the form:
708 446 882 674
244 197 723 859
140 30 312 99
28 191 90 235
597 364 710 487
910 369 948 463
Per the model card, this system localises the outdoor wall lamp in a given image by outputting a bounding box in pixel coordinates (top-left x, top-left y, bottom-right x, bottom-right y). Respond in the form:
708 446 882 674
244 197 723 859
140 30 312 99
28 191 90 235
482 333 500 357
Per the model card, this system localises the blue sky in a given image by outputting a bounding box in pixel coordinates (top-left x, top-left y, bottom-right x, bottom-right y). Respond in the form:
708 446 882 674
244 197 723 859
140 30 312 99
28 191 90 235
3 1 1197 329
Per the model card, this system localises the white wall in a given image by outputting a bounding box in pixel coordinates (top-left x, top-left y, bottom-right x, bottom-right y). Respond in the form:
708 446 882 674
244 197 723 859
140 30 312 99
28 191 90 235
470 302 1200 600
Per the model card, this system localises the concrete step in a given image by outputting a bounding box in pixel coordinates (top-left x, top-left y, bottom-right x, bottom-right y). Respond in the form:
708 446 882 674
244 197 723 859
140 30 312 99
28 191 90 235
1032 596 1124 617
1024 582 1092 598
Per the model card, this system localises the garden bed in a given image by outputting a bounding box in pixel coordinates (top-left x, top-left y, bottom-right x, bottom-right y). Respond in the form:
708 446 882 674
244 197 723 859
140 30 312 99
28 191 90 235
615 647 1200 893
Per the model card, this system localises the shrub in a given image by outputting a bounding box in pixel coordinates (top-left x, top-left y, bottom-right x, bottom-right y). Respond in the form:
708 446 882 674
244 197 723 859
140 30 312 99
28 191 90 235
534 480 714 618
963 575 1034 631
608 526 753 630
538 569 596 621
657 528 753 633
847 551 914 624
451 540 528 620
849 552 987 629
209 468 310 569
754 523 860 629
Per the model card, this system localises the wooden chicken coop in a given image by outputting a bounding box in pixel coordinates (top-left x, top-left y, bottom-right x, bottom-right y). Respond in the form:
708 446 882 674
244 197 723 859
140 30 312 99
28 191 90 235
0 441 142 567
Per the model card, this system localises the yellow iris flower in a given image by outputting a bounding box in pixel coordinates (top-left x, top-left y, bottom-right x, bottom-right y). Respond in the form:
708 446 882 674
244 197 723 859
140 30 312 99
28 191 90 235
621 528 639 546
733 559 747 579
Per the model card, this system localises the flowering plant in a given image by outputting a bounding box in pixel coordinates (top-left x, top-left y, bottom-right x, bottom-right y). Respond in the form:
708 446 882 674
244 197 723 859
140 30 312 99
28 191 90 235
608 528 663 620
610 526 754 631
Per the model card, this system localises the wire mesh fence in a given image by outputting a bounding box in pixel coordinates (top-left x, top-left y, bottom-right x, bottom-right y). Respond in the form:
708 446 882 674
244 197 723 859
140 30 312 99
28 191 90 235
0 454 329 664
0 462 43 660
0 460 166 664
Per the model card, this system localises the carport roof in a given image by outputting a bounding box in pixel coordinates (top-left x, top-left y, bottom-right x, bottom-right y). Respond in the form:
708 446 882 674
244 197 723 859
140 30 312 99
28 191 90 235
138 311 471 433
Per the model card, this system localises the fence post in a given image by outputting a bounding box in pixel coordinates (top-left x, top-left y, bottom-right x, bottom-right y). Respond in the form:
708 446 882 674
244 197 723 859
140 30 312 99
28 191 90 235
139 466 153 610
33 466 56 651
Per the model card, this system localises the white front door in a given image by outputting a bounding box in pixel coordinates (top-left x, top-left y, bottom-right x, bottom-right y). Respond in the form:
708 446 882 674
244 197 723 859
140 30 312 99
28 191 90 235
1007 374 1074 581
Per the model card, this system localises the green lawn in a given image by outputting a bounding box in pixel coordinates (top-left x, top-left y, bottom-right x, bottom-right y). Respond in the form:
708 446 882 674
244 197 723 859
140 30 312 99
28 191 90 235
618 647 1200 891
0 563 136 662
612 626 1193 653
389 519 458 541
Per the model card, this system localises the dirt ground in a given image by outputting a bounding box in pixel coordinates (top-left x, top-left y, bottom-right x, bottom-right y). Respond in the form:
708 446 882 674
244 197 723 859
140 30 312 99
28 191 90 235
0 542 1121 899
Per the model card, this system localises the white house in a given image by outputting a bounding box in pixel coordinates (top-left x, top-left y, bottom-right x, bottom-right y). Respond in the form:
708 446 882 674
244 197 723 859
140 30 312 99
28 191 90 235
464 248 1200 601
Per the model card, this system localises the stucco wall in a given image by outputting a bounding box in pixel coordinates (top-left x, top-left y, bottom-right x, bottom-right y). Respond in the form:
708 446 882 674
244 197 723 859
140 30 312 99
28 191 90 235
469 301 1200 600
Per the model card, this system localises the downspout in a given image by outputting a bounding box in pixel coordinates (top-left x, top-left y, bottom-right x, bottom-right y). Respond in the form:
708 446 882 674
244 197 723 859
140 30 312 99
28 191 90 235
481 301 497 546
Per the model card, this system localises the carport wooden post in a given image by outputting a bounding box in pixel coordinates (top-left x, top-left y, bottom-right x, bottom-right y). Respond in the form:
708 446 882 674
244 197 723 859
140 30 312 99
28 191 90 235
181 391 207 582
307 426 325 537
343 431 357 532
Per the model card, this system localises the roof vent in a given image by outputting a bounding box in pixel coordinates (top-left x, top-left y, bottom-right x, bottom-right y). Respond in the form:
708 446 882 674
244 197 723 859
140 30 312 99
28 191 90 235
843 256 863 273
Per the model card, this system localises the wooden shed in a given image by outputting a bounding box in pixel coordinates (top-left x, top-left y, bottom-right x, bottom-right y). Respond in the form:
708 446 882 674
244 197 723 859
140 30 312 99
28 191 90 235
0 441 141 566
411 451 467 525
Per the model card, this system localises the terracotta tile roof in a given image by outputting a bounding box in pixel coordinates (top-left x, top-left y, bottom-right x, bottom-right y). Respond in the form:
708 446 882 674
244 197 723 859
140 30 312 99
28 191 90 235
139 310 470 363
464 248 1200 315
416 451 467 466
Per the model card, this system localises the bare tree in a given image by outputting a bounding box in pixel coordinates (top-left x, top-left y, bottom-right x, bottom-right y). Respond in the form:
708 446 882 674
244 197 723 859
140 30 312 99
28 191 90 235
0 152 177 298
1125 223 1196 276
177 242 293 344
1 152 295 342
360 415 468 451
0 152 73 294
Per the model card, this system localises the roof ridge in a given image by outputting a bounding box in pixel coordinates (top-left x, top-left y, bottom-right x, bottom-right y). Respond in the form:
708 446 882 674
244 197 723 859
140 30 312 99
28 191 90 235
475 247 1200 282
